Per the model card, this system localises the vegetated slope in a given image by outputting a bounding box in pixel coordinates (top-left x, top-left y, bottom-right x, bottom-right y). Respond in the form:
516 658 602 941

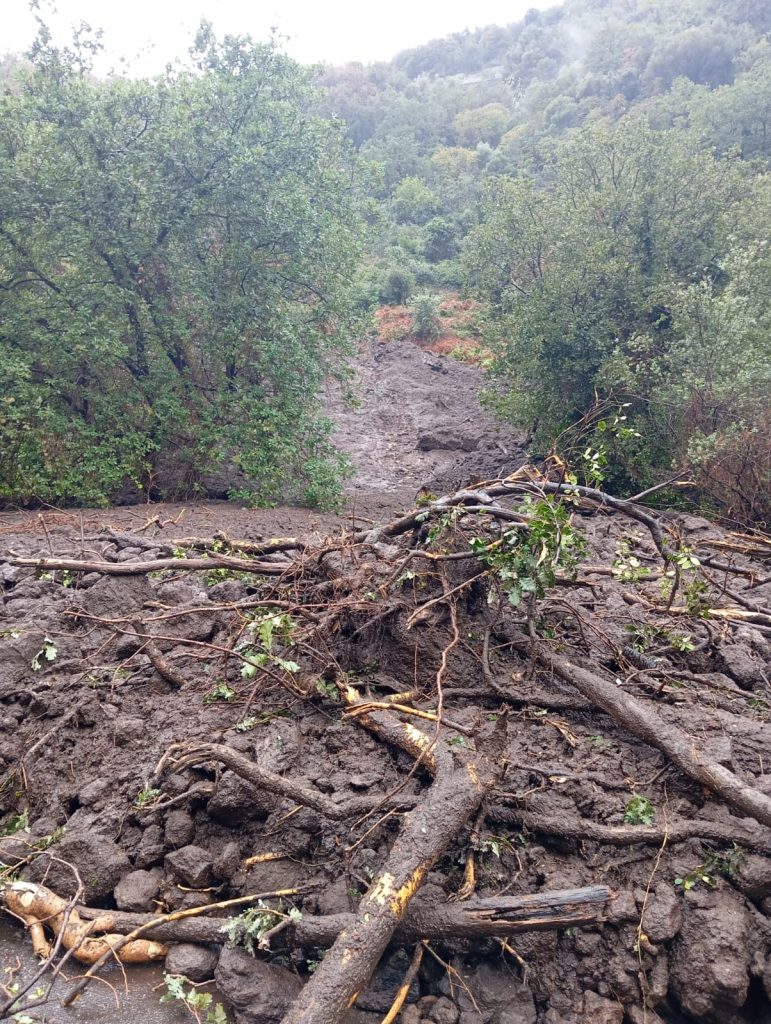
320 0 771 528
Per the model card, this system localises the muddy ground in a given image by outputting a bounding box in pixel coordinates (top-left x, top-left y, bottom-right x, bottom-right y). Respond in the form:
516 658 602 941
0 340 770 1024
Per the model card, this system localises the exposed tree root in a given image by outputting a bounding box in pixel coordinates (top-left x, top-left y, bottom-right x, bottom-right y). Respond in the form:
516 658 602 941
1 881 167 964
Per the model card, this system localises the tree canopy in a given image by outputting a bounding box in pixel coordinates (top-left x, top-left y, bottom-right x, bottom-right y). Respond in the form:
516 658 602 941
0 24 363 506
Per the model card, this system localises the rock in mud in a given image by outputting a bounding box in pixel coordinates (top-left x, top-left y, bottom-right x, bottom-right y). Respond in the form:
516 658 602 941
581 991 623 1023
25 831 130 902
440 961 536 1024
165 844 213 888
165 942 218 982
213 840 242 881
114 868 162 911
207 770 274 825
215 946 301 1024
733 853 771 899
718 643 763 689
355 949 421 1012
639 883 683 943
77 777 110 808
165 809 196 848
135 823 165 867
670 890 751 1022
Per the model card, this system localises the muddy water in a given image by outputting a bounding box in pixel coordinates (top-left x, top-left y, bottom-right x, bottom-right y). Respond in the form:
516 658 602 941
0 920 193 1023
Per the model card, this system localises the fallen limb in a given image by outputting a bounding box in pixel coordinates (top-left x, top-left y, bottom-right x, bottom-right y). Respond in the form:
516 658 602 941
74 885 611 946
5 553 286 576
61 887 303 1006
621 591 771 627
158 742 419 820
133 623 187 688
281 715 506 1024
489 809 771 854
527 640 771 829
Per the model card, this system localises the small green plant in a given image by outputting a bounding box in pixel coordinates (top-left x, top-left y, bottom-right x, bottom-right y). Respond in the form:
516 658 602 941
31 637 57 671
476 834 514 858
233 708 291 731
683 578 710 617
704 843 745 881
238 610 299 679
674 866 715 891
160 974 228 1024
203 680 237 704
625 623 695 654
623 794 655 825
134 787 162 809
1 810 29 837
423 505 464 547
34 825 64 850
306 948 326 974
315 678 339 701
203 567 254 587
612 540 651 582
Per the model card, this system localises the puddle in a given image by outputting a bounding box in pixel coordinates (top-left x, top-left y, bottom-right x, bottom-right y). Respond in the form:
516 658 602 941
0 919 200 1022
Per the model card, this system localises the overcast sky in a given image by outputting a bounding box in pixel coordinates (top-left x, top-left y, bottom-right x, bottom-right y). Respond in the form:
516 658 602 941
5 0 556 73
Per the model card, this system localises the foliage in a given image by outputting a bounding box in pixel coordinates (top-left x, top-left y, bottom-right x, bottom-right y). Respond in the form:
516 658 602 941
0 810 30 837
623 794 655 826
203 680 237 705
408 292 443 341
134 787 162 809
624 624 695 654
612 542 651 583
237 610 299 679
470 496 585 607
161 974 227 1024
221 903 301 954
30 637 57 671
0 23 364 507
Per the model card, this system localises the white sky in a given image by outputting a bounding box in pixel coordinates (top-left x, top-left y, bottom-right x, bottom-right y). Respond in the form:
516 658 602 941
4 0 557 73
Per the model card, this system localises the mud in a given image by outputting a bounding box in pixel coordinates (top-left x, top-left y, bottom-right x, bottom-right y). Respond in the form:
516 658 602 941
0 341 770 1024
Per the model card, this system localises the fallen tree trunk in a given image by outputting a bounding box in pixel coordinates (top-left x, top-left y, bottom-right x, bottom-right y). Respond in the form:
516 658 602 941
74 885 611 946
489 809 771 854
5 554 286 576
280 713 505 1024
529 641 771 829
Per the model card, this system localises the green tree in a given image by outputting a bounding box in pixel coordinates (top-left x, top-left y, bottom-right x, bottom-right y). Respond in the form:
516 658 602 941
453 103 510 147
464 119 747 482
391 177 440 224
0 24 363 506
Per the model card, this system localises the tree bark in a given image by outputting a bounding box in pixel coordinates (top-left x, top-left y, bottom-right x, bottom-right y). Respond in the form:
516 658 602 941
75 886 611 946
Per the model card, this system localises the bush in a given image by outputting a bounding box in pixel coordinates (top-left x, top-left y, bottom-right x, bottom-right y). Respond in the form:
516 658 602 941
379 267 415 305
408 292 443 340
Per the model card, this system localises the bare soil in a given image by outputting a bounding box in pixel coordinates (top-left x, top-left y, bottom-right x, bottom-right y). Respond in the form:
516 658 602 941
1 341 770 1024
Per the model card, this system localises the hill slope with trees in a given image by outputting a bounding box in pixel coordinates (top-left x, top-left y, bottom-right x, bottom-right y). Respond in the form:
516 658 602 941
316 0 770 524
